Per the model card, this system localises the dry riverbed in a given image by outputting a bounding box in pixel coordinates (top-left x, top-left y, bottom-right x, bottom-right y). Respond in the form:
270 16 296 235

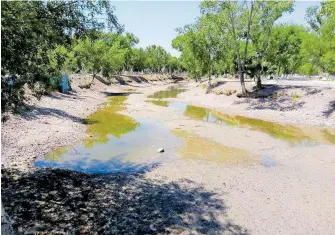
1 76 335 234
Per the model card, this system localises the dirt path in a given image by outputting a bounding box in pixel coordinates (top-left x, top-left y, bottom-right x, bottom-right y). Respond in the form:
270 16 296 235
2 77 335 234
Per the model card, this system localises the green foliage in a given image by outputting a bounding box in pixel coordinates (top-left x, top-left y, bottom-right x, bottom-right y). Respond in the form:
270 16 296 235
266 24 306 75
176 0 294 92
1 0 122 113
303 0 335 74
172 29 207 80
174 0 335 92
129 48 146 72
145 45 170 72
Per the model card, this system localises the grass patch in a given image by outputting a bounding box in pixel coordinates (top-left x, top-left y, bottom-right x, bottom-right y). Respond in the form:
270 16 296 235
291 92 302 102
200 84 207 89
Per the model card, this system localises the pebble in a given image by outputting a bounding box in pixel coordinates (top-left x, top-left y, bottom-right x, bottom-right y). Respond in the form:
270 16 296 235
157 148 164 153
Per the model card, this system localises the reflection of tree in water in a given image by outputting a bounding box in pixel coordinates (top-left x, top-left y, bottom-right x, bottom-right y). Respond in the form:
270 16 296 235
84 96 140 148
184 105 209 121
2 168 249 234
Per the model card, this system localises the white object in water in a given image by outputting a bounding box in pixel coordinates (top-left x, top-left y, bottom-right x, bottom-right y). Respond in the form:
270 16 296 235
157 148 165 153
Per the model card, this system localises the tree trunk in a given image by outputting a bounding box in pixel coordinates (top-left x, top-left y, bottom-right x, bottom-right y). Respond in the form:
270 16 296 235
239 72 247 95
91 73 95 83
256 75 262 90
207 73 211 87
206 73 212 94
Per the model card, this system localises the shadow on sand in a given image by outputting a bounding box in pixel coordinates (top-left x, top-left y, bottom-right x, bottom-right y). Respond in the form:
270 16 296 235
102 91 142 97
2 168 249 234
21 106 87 124
323 100 335 118
114 75 149 85
232 84 321 111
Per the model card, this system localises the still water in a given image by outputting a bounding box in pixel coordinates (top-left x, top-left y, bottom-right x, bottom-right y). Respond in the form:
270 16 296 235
148 86 186 99
35 96 260 173
148 100 335 146
35 97 180 174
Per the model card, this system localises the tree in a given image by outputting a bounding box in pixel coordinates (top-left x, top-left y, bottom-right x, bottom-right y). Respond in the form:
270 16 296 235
1 0 122 113
200 0 293 94
118 33 139 72
172 30 205 81
266 25 306 77
196 14 227 87
73 37 108 81
129 48 146 72
305 0 335 75
248 1 294 88
200 0 253 94
145 45 170 72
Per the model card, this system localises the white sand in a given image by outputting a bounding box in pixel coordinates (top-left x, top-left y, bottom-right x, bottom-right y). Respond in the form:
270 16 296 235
2 76 335 234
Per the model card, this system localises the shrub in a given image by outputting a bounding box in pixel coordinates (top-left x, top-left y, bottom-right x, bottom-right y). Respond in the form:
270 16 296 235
223 89 237 96
291 92 302 102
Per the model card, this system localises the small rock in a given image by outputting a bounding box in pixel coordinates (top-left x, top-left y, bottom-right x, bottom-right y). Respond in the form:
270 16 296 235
157 148 164 153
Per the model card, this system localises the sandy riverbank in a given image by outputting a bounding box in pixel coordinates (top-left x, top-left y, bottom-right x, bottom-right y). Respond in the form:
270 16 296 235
178 79 335 126
1 76 335 234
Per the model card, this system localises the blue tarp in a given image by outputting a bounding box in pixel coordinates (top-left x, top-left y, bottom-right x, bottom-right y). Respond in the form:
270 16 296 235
59 74 69 93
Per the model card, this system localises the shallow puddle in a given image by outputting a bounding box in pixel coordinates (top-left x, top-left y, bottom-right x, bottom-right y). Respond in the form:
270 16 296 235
172 130 258 166
149 101 335 146
148 86 186 99
260 156 278 168
36 96 263 173
35 97 180 174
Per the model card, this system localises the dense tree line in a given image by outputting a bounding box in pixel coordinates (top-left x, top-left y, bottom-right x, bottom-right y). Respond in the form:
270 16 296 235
172 0 335 94
50 35 182 81
1 1 180 113
1 0 122 113
2 0 334 113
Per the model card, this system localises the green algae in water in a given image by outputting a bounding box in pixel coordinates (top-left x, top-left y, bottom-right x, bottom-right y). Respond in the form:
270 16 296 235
184 105 208 120
158 102 335 146
148 86 186 98
36 118 181 174
35 96 182 174
212 111 312 145
83 96 140 148
44 146 70 161
172 129 258 165
322 129 335 144
146 100 170 107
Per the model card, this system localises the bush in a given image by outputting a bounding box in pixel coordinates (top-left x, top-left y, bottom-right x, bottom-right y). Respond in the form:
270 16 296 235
214 89 222 95
222 89 236 96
